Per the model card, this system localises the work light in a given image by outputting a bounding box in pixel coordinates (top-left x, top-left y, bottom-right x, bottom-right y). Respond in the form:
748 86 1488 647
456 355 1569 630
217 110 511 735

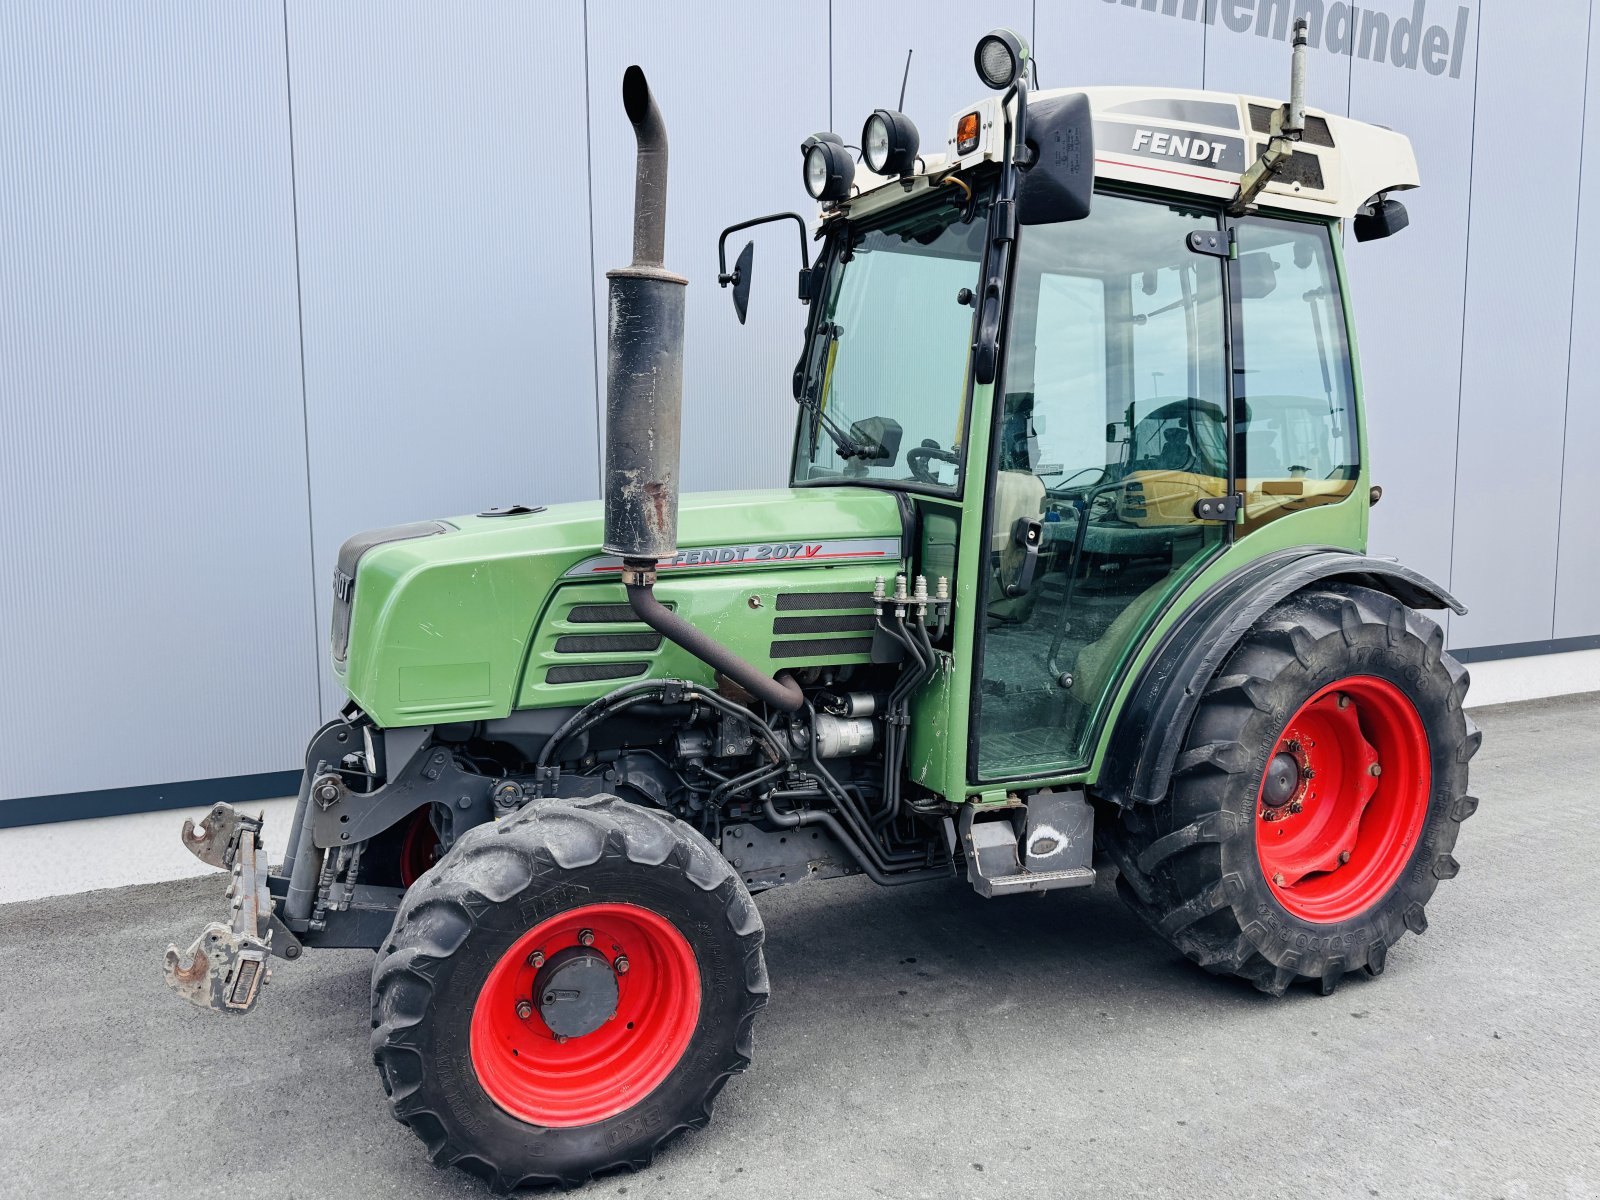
975 28 1028 91
802 133 854 201
861 109 919 176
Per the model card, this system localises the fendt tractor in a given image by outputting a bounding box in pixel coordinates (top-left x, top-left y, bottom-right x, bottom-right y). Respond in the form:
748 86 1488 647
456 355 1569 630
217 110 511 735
166 23 1479 1190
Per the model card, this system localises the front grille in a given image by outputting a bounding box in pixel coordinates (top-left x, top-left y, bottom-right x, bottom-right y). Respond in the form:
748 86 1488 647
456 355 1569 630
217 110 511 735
330 520 451 663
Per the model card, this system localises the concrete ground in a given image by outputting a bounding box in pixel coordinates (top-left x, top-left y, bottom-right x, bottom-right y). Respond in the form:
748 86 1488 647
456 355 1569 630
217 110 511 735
1 693 1596 1200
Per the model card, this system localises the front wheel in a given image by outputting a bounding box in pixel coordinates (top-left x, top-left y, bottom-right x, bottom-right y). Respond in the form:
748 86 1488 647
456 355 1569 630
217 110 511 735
370 795 768 1191
1102 583 1480 995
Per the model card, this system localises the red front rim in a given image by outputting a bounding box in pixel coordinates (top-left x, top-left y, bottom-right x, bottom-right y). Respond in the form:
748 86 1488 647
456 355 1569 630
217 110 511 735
397 806 440 888
469 902 701 1128
1254 676 1431 923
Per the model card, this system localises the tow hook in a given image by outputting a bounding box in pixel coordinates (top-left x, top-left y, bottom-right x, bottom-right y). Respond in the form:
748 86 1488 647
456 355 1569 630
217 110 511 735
163 803 273 1014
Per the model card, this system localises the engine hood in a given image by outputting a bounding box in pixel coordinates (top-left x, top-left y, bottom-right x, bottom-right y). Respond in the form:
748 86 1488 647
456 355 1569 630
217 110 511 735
334 487 904 727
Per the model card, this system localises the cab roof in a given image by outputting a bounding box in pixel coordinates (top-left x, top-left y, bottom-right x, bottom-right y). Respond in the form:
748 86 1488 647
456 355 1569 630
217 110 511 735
843 85 1418 222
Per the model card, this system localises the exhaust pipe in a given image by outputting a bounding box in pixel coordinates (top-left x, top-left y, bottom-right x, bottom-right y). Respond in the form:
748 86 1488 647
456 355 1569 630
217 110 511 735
604 67 803 713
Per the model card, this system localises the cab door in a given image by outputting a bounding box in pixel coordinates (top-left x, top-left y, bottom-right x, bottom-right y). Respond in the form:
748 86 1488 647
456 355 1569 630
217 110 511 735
972 192 1231 780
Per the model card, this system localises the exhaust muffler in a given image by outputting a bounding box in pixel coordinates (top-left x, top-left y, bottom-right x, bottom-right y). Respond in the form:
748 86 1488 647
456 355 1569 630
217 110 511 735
604 67 802 712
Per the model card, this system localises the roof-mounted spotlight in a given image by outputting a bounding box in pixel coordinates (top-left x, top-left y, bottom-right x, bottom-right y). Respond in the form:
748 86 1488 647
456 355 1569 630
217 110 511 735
861 109 919 176
802 132 854 202
974 28 1028 91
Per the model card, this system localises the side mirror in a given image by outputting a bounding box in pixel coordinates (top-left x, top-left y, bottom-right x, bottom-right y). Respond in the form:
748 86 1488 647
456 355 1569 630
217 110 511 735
718 212 811 323
1353 196 1409 243
1238 251 1280 299
1017 92 1094 226
729 241 754 324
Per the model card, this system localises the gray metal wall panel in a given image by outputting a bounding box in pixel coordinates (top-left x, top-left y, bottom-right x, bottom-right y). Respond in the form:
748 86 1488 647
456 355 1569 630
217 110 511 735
285 2 599 711
1450 0 1589 649
0 3 317 800
1556 5 1600 639
586 2 829 497
1345 4 1480 595
1041 2 1207 91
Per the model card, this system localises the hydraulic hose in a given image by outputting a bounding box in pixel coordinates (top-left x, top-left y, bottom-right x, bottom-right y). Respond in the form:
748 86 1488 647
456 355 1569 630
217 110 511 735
763 794 947 887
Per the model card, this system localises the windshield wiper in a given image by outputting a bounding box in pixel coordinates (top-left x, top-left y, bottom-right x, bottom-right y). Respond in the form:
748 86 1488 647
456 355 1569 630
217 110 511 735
798 321 875 460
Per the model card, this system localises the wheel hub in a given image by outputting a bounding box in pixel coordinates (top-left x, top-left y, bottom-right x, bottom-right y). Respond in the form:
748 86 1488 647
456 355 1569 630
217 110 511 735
1261 750 1302 808
534 947 619 1039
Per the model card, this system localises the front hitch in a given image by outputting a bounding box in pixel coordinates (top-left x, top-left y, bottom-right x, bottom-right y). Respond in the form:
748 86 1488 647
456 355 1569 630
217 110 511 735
163 803 273 1014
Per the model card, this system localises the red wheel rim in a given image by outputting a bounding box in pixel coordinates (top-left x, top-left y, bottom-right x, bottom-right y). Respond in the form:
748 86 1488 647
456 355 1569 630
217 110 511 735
1254 676 1430 923
397 807 440 887
469 902 700 1128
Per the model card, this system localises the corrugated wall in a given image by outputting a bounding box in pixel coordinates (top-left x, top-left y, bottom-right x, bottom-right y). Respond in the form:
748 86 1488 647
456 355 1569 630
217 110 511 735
1 0 1595 814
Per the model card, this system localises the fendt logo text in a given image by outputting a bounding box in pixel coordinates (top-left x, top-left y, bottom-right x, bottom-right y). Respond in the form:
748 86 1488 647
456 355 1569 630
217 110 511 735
1106 0 1472 79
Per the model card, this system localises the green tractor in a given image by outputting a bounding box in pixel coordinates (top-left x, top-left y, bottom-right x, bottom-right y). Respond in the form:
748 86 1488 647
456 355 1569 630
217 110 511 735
166 23 1477 1191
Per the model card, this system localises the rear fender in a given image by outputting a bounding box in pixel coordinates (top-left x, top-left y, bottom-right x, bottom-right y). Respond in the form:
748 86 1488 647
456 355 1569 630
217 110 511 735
1096 549 1464 809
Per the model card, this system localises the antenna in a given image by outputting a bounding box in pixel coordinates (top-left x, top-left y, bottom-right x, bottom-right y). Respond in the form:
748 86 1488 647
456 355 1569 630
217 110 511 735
1231 18 1309 214
897 48 913 111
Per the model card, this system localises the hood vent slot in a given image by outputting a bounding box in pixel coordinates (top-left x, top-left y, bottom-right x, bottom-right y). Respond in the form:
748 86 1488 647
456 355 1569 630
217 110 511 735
547 662 650 685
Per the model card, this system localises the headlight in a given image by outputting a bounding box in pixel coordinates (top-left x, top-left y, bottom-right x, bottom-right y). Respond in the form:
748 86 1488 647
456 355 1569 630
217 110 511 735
802 134 854 202
861 109 919 176
975 28 1028 91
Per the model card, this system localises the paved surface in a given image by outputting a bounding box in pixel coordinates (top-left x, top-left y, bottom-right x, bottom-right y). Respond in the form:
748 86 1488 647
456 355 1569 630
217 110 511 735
2 693 1596 1199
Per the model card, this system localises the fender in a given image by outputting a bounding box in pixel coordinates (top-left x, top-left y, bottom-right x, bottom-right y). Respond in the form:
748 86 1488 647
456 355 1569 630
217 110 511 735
1097 548 1465 809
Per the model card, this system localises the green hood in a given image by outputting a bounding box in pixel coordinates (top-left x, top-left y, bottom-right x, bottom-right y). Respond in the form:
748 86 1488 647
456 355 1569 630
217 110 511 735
335 487 904 727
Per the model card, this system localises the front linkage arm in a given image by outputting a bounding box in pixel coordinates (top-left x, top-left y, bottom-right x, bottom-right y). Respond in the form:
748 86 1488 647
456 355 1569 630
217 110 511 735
162 803 273 1014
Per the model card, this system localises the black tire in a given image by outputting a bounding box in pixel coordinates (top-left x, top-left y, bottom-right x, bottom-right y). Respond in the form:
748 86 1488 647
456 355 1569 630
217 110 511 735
1101 583 1480 996
370 795 768 1191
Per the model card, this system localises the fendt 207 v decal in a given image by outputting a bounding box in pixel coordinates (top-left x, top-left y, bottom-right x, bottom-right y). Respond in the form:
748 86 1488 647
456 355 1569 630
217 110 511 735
564 536 902 576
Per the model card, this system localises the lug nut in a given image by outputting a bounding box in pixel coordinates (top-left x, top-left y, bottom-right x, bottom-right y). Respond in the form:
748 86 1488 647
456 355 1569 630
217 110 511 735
527 949 545 969
556 1034 568 1044
578 929 594 947
1336 694 1350 709
1339 850 1351 865
515 999 533 1020
1369 763 1383 777
614 956 630 976
1272 872 1286 886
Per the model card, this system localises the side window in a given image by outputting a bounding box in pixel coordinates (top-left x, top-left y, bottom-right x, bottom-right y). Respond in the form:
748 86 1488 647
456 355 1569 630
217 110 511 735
1234 219 1358 529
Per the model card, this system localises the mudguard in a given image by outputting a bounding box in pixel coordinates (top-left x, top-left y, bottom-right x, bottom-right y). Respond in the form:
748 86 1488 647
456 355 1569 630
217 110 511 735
1096 548 1464 809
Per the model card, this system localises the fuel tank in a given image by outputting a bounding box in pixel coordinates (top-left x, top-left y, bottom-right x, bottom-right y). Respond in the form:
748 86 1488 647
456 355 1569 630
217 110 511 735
332 487 904 727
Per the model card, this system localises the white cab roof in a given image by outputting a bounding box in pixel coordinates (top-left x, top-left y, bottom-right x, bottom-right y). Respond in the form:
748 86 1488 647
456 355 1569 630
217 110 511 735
845 85 1418 221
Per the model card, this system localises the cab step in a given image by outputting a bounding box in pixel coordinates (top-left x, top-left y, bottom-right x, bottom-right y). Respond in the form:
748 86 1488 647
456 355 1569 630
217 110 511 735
954 789 1096 897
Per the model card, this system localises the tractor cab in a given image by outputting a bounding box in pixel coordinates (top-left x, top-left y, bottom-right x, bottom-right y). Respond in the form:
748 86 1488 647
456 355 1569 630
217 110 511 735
723 25 1418 788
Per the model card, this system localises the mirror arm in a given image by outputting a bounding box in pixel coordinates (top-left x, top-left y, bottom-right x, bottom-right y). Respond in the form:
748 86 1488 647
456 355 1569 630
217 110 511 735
717 211 811 286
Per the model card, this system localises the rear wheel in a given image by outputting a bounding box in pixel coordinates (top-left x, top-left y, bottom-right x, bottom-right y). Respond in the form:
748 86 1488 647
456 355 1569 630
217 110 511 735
371 795 768 1191
1102 583 1480 995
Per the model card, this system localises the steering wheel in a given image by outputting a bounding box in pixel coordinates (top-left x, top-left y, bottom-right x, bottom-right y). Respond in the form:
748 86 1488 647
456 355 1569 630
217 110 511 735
907 443 961 484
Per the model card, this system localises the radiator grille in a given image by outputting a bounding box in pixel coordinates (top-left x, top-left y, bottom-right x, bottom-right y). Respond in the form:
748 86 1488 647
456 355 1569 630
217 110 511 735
769 636 875 659
546 662 649 684
774 591 875 611
567 602 672 623
772 613 877 635
553 632 662 654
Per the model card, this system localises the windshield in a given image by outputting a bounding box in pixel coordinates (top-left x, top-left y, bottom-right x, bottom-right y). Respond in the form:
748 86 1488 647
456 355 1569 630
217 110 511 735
791 188 992 493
